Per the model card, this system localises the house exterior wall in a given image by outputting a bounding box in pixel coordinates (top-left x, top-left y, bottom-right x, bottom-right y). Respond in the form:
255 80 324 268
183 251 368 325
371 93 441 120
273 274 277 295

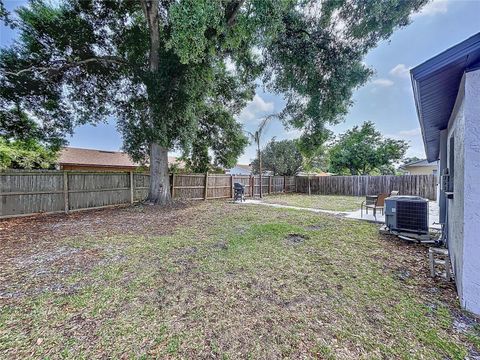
444 69 480 315
404 165 437 175
438 130 448 224
446 77 465 302
462 68 480 314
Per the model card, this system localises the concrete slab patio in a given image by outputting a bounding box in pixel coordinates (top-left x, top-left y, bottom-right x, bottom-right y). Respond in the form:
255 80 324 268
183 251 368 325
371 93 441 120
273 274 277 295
242 199 440 229
344 201 440 229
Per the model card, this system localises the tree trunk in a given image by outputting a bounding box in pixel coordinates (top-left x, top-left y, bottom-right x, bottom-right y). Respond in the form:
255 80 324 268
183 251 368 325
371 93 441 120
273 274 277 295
258 144 263 198
148 143 171 204
141 0 171 205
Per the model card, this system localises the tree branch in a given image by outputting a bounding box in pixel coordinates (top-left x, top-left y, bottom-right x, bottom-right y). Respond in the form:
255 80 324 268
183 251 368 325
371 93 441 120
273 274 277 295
286 26 312 37
4 56 126 77
226 0 245 27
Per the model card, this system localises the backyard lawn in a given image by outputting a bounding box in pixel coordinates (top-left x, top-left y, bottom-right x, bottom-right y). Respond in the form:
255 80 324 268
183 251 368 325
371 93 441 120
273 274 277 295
264 194 364 212
1 200 479 359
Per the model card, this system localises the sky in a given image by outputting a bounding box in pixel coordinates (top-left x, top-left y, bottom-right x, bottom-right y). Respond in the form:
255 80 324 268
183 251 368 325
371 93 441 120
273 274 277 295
1 0 479 165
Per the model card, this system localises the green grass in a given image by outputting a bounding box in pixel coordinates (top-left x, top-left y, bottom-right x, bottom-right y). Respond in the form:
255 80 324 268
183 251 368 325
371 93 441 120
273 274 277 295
1 201 478 359
263 194 364 212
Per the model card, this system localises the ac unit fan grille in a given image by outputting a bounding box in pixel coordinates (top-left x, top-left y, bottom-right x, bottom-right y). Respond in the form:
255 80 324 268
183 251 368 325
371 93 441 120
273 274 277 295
396 201 428 233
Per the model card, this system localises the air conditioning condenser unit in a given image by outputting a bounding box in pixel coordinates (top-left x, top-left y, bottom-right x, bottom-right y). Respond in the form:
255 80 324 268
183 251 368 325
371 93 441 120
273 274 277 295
385 196 429 235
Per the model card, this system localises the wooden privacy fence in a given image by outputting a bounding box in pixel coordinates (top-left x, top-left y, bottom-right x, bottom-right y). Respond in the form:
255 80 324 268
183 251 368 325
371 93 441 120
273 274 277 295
295 174 437 201
0 171 150 219
0 171 295 219
0 171 436 219
162 174 296 199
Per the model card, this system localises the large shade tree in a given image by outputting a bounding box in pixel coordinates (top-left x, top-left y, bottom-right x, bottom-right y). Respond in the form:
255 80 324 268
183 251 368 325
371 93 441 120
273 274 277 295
328 121 408 175
0 0 427 204
251 138 303 176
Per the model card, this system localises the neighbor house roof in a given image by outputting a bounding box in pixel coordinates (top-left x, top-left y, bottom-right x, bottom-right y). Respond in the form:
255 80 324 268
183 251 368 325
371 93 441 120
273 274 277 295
225 164 252 174
235 164 252 171
59 147 181 168
411 32 480 162
400 159 438 170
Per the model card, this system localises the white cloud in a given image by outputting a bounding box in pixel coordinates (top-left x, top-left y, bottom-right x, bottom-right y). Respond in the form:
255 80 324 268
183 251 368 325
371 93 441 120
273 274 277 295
386 127 421 139
238 94 275 123
372 78 394 87
252 94 274 112
390 64 410 78
398 127 421 137
284 128 302 140
414 0 448 17
224 58 236 73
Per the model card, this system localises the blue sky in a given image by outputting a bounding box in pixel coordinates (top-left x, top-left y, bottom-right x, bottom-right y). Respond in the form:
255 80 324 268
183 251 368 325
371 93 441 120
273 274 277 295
1 0 479 164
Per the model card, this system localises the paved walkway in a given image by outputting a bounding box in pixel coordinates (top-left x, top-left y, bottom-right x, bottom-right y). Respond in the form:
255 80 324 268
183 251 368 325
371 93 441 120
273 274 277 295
241 199 440 229
242 199 344 215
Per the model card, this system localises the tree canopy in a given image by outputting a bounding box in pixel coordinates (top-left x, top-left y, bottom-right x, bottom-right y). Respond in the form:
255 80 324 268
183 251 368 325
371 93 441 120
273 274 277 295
0 138 57 170
0 106 59 170
328 121 408 175
0 0 427 203
251 138 303 176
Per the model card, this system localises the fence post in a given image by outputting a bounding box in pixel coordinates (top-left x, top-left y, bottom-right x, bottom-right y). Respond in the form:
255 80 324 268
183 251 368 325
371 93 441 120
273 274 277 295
308 175 311 196
295 176 297 193
230 175 233 199
130 171 134 204
283 176 286 193
63 171 69 214
250 175 254 197
269 176 272 194
171 173 176 199
204 172 209 200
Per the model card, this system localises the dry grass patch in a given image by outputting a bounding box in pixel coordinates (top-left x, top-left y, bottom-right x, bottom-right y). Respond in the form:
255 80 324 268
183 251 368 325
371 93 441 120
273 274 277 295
0 201 479 359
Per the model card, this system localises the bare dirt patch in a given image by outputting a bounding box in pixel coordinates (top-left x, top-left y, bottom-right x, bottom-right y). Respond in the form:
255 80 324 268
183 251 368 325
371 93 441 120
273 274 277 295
0 201 195 243
285 233 309 245
304 224 326 230
0 201 203 299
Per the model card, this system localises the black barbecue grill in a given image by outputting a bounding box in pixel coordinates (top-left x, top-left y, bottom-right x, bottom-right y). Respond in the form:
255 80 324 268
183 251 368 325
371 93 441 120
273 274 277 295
234 182 245 202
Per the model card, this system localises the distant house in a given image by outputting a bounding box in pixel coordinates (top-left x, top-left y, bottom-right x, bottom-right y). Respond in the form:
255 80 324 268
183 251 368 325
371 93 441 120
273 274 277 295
411 33 480 315
297 171 332 177
225 164 252 175
400 159 438 175
58 147 181 172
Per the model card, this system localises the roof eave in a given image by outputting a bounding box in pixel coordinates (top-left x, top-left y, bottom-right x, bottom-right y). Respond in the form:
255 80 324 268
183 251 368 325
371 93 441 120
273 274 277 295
411 73 437 162
59 163 138 168
410 32 480 163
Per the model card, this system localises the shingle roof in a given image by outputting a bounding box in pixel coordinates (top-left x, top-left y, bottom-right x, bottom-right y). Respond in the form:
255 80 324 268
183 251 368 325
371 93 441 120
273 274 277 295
401 159 438 169
58 147 181 168
235 164 252 171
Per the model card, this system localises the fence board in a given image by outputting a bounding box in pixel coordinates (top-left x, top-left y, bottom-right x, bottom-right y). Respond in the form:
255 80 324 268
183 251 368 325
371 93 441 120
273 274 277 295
0 171 64 217
295 175 437 200
207 175 231 199
173 174 205 200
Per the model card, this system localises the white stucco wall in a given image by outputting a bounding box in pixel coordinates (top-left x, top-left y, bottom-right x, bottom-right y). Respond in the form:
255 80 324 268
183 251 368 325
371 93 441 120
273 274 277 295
462 68 480 314
404 165 437 175
446 77 465 300
445 69 480 315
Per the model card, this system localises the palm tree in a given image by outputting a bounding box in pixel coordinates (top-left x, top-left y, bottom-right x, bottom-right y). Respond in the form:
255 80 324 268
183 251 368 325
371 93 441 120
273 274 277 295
247 114 278 198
